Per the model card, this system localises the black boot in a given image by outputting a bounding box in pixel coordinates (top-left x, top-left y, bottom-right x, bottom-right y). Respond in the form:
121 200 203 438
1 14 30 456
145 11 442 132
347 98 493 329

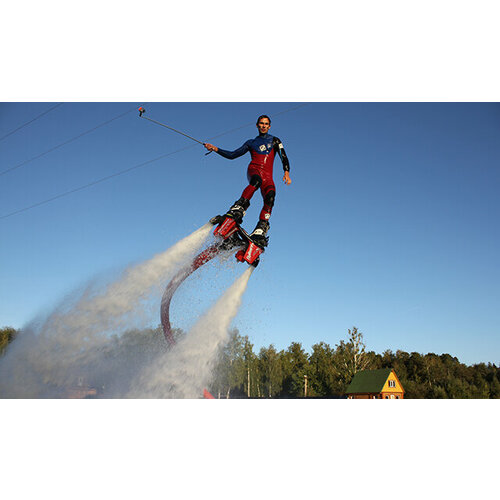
250 220 270 247
225 197 249 224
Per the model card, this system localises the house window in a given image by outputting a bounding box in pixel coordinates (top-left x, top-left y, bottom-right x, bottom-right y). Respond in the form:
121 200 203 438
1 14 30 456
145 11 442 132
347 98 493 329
388 380 396 388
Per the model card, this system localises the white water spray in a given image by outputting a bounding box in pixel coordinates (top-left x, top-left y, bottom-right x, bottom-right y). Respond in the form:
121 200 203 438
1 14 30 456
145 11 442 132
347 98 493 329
128 266 254 398
0 223 214 398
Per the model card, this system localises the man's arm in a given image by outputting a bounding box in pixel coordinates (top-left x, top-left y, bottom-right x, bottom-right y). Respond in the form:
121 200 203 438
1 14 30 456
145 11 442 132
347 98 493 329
204 141 250 159
273 137 291 185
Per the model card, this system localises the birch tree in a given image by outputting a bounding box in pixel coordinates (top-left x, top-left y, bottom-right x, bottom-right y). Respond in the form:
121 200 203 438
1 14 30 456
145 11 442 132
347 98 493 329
258 345 283 398
335 326 370 387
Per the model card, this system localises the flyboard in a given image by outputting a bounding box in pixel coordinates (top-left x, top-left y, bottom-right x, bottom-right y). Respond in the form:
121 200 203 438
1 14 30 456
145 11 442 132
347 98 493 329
160 215 267 346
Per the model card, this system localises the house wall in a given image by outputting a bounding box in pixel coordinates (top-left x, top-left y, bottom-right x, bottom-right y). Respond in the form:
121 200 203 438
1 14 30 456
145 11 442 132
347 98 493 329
348 393 380 399
349 392 404 399
66 386 97 399
381 371 404 395
380 391 404 399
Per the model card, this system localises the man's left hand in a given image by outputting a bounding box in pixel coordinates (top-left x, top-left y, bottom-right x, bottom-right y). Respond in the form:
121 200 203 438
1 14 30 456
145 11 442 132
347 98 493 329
204 143 218 152
283 171 292 185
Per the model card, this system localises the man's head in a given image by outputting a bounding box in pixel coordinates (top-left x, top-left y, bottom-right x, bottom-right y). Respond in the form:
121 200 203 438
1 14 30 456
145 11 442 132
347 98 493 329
256 115 271 134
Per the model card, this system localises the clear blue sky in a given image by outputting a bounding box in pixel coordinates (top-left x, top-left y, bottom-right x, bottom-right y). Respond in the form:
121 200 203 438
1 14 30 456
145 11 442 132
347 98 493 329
1 102 499 365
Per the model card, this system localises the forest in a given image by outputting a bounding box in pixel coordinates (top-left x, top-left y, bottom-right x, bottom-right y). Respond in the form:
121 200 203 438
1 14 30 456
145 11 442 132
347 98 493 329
1 325 499 398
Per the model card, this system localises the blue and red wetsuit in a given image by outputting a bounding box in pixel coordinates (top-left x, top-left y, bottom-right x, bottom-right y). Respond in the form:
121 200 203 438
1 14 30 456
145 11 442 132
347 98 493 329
216 133 290 221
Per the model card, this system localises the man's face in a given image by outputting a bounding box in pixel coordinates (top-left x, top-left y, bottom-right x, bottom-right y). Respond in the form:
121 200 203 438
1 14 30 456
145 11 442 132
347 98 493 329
257 118 271 134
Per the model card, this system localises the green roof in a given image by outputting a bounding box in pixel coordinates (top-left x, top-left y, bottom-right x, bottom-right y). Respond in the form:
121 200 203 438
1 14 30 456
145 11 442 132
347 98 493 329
345 368 393 394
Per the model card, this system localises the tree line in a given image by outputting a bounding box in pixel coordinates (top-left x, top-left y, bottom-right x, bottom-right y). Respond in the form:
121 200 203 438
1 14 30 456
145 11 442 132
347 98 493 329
208 327 500 399
1 325 499 398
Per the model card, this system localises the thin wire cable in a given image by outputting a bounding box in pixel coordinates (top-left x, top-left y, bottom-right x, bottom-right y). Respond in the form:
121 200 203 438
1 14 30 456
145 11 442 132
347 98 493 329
0 145 195 220
0 103 63 143
0 103 144 177
140 115 206 144
0 103 309 220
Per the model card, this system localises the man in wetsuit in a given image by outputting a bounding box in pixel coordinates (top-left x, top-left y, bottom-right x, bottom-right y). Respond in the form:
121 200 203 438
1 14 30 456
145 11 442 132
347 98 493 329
204 115 291 245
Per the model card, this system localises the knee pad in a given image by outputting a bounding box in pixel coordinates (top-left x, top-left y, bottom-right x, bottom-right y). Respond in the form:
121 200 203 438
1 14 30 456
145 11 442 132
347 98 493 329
264 190 276 207
249 174 262 189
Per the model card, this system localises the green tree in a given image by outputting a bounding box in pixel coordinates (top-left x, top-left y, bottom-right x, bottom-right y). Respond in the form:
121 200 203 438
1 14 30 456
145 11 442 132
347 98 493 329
210 329 246 398
392 350 410 381
309 342 341 396
489 376 500 398
0 326 18 355
281 342 310 397
424 353 447 391
445 376 472 399
407 352 427 385
258 344 283 398
403 379 428 399
430 385 448 398
380 349 395 368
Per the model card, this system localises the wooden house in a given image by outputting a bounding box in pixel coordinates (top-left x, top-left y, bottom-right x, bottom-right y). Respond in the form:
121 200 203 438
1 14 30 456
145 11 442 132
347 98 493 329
345 368 404 399
65 376 98 399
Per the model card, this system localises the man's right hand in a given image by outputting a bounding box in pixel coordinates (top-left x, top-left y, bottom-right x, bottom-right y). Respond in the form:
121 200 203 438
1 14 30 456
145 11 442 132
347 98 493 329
204 143 218 152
